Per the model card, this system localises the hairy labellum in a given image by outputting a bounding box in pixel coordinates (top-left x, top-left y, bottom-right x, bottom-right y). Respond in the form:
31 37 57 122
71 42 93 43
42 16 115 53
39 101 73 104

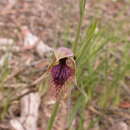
51 58 73 91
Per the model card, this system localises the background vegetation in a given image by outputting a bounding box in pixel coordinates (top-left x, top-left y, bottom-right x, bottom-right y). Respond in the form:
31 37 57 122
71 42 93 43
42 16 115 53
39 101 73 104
0 0 130 130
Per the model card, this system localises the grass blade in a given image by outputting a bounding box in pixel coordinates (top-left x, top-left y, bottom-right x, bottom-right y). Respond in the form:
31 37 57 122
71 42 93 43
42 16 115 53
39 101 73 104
47 100 60 130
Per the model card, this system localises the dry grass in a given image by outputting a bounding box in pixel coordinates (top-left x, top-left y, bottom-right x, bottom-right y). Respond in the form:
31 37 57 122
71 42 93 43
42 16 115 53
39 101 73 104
0 0 130 130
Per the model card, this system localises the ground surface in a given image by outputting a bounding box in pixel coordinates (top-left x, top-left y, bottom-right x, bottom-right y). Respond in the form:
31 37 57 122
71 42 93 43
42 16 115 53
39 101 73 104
0 0 130 130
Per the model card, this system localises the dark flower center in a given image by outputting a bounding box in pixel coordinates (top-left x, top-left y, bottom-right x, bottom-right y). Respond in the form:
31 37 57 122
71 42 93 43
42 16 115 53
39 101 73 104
51 58 73 88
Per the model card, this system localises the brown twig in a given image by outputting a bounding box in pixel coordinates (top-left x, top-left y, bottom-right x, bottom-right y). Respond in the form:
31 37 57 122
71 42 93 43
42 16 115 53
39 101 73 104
11 72 48 102
4 59 49 83
88 106 114 125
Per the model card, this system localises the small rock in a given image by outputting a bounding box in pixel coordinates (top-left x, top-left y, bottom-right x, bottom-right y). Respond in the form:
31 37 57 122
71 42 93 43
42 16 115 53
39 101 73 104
108 122 128 130
21 26 53 57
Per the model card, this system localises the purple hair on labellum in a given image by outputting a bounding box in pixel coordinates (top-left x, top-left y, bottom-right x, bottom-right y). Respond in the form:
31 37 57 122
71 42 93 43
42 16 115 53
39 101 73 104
51 58 74 93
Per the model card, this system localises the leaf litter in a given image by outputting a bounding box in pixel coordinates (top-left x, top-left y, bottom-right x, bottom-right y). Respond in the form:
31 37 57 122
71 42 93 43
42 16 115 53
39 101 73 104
0 0 130 130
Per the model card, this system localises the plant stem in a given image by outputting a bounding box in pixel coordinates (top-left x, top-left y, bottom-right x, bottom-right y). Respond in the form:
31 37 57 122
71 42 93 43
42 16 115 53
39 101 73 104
73 0 86 54
47 100 60 130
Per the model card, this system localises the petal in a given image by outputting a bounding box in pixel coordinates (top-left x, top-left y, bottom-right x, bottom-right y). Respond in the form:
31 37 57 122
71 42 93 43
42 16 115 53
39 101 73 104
54 47 74 61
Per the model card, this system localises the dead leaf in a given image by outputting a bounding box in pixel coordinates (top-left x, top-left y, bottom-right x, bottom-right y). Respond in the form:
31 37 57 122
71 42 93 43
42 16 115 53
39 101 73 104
119 101 130 109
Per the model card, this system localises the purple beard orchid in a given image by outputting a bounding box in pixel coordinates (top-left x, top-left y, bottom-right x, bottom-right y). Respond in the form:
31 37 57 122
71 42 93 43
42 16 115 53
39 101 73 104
49 47 76 97
51 57 74 96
